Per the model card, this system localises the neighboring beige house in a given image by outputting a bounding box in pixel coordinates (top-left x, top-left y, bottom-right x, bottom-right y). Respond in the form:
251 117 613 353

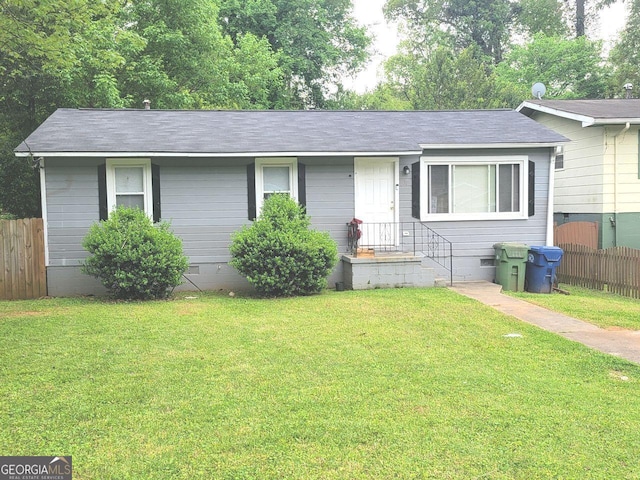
518 99 640 249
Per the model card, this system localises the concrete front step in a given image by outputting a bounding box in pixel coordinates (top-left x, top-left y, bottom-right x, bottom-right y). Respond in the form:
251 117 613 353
341 254 437 290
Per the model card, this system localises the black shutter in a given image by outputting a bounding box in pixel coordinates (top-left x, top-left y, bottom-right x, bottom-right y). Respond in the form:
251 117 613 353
152 163 161 223
247 163 256 220
98 164 108 221
298 162 306 209
528 160 535 217
411 161 421 219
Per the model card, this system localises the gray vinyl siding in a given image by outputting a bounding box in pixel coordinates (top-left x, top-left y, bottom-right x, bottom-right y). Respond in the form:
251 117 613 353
44 149 551 294
45 158 103 266
44 156 355 294
399 149 551 282
156 158 251 264
304 157 354 255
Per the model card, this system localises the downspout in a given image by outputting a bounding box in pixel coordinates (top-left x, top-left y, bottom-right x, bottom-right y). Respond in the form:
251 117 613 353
612 122 631 247
546 147 556 246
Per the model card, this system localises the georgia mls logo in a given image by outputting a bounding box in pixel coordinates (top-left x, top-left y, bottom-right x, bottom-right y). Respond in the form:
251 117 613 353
0 456 72 480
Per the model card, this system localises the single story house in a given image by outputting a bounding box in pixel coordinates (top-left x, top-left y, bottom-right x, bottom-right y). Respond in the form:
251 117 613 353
15 108 567 296
517 99 640 249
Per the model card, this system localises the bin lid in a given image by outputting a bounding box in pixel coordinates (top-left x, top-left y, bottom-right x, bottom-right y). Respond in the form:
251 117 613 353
529 245 564 262
493 242 529 258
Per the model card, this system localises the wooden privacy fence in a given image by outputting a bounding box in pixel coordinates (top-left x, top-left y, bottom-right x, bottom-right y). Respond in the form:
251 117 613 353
554 221 598 249
0 218 47 300
557 243 640 299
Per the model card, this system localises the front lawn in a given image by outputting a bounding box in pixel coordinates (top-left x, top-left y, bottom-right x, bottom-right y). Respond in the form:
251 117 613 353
1 288 639 479
509 284 640 330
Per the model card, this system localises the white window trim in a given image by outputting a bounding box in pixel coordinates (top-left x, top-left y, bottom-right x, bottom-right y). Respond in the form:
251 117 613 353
554 145 565 170
421 155 528 222
106 158 153 219
255 157 298 212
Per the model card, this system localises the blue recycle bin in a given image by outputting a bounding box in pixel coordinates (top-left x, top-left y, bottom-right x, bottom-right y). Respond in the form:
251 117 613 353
525 246 564 293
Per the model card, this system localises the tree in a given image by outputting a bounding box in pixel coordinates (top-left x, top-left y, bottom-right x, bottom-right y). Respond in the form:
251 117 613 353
0 0 287 217
0 0 121 216
219 0 371 108
374 45 520 110
608 0 640 96
495 33 609 99
384 0 516 63
515 0 568 37
110 0 285 110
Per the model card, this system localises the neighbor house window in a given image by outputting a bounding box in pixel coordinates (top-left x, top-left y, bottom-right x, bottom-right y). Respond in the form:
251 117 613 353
255 157 298 211
422 156 527 221
555 145 564 170
106 158 153 218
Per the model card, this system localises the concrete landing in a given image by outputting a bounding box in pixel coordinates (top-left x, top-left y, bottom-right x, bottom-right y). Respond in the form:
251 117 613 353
449 281 640 365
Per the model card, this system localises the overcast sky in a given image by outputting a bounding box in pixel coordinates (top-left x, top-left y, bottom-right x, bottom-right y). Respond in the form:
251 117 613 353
346 0 629 93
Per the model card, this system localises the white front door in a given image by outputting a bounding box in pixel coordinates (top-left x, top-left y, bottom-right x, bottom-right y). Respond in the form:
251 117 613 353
354 157 399 247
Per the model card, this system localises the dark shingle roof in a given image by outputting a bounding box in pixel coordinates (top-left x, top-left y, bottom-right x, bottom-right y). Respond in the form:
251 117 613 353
15 108 567 156
518 99 640 125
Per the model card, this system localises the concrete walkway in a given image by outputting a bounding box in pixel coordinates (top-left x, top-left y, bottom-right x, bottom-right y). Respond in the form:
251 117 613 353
449 281 640 365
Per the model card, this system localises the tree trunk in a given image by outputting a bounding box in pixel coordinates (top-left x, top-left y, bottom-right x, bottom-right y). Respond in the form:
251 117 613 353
576 0 585 37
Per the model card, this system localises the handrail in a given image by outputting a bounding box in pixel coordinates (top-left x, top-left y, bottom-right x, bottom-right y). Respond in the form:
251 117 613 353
418 222 453 286
345 221 453 285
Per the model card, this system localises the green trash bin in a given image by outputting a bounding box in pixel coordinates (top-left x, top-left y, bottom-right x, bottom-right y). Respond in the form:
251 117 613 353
493 242 529 292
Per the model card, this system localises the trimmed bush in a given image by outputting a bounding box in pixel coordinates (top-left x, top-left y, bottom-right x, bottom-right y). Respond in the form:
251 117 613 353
230 194 338 297
82 207 189 300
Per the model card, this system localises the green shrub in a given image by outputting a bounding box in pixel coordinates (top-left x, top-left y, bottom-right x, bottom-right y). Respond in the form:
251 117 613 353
230 195 338 297
82 207 189 300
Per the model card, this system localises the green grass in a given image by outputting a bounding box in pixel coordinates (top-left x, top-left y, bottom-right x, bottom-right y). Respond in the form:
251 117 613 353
2 288 640 479
508 284 640 330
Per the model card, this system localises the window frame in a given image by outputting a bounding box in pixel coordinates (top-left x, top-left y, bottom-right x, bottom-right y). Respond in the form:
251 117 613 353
555 145 565 170
420 155 528 221
255 157 298 212
105 158 153 219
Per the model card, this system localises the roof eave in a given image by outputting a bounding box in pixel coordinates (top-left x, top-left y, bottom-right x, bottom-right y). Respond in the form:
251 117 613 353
419 142 567 150
516 101 596 126
517 101 640 127
15 150 425 158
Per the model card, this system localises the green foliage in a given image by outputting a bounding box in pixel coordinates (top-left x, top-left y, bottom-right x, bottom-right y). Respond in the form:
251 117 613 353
379 46 522 110
609 0 640 96
378 0 624 107
515 0 568 37
384 0 516 63
230 195 338 297
0 0 290 217
82 207 189 300
495 33 608 99
219 0 371 108
118 0 284 109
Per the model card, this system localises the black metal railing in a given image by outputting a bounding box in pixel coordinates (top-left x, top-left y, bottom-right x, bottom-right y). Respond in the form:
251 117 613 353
346 220 453 285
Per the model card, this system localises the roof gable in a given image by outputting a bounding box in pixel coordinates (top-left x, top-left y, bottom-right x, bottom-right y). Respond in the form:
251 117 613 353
16 108 568 156
517 99 640 126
